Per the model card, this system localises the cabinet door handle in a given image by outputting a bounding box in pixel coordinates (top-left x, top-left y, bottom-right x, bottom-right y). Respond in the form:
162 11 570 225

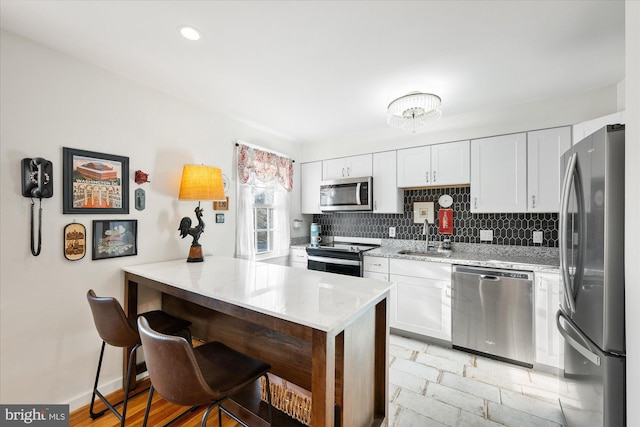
347 167 350 176
474 197 478 209
342 167 345 177
426 172 429 183
531 195 536 208
433 171 437 182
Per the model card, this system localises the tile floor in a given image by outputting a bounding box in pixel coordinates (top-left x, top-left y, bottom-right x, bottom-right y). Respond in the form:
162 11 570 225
388 334 566 427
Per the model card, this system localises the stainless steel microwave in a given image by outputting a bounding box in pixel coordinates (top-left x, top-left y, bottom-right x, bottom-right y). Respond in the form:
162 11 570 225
319 176 373 211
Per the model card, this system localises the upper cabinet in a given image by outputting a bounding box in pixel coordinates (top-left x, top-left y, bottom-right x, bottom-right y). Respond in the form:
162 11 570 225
471 127 571 213
397 146 430 187
372 151 403 213
527 127 571 212
471 133 528 213
397 140 470 188
300 161 322 214
322 154 372 180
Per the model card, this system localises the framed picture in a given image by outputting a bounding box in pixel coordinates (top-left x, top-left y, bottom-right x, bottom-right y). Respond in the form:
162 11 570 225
63 222 86 261
413 201 435 224
63 147 129 214
213 196 229 211
92 219 137 260
216 213 225 223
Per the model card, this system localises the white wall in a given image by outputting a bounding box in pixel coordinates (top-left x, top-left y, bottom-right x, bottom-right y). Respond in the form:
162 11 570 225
624 2 639 426
0 30 301 409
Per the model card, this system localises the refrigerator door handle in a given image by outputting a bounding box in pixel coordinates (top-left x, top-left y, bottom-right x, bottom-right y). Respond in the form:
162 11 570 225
556 309 602 366
559 153 578 313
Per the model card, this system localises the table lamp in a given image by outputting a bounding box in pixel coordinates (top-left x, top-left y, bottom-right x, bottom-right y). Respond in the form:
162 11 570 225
177 164 225 262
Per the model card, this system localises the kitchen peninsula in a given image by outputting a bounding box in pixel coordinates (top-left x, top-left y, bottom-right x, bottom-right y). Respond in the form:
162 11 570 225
123 258 391 427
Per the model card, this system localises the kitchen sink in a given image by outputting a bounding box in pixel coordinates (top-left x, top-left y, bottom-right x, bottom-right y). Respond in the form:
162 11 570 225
397 250 452 258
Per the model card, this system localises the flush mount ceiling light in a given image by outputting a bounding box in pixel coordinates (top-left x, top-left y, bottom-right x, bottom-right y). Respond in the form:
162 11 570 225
387 92 442 133
178 25 202 41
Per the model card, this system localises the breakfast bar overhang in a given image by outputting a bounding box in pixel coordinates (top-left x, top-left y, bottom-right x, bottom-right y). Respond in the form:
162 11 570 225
123 258 391 427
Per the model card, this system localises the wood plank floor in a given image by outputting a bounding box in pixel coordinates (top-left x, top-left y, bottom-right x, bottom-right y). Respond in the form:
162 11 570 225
69 377 242 427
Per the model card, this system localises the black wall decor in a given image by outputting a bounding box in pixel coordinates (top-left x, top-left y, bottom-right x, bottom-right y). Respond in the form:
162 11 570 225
313 187 558 247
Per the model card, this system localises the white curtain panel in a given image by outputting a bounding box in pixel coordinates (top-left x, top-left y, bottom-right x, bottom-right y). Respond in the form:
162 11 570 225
273 184 291 258
235 183 256 259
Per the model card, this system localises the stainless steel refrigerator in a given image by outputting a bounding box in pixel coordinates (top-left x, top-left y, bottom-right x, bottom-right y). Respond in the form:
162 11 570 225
557 124 626 426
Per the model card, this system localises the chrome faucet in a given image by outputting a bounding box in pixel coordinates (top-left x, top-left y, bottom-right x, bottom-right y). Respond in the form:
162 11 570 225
423 219 436 252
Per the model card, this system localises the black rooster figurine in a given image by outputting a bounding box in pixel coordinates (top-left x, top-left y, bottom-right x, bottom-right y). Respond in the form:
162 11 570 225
178 206 205 262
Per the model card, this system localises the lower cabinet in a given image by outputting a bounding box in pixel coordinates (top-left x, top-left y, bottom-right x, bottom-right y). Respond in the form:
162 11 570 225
363 256 389 281
534 271 563 369
290 246 308 269
389 259 452 342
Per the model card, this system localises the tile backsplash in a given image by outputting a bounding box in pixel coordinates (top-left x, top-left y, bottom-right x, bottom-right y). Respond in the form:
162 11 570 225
312 186 558 247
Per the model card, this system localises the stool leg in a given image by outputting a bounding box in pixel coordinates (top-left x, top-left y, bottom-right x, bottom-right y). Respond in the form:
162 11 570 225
89 341 108 419
264 374 274 427
120 343 140 427
142 385 154 427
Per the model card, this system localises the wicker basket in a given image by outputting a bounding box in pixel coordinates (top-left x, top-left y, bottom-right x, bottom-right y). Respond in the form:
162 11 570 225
260 373 312 426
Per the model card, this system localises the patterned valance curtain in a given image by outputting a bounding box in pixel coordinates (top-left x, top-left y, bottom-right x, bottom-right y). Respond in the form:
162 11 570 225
237 143 293 191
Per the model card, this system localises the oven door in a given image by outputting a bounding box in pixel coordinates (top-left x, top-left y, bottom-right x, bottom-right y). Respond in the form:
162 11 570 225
307 255 362 277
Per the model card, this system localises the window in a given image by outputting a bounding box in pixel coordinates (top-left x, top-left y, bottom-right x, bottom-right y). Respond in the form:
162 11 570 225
253 185 275 254
235 142 293 260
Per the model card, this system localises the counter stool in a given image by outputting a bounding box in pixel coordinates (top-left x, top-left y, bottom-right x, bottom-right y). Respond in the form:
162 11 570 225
137 316 274 427
86 289 192 426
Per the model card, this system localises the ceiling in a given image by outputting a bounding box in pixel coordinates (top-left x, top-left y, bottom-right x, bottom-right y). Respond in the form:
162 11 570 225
0 1 625 144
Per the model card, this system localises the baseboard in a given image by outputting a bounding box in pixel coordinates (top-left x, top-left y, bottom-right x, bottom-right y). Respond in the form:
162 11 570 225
65 372 149 412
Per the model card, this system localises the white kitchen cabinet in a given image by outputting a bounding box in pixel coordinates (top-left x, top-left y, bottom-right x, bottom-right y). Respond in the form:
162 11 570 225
322 154 372 180
300 161 322 214
471 133 528 213
389 259 451 342
289 246 308 269
431 141 470 186
527 127 571 212
397 140 470 188
534 271 563 369
372 151 403 213
397 146 431 187
363 256 389 281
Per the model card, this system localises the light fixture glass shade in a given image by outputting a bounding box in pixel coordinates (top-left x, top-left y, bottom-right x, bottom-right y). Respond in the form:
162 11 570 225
387 92 442 133
178 165 225 201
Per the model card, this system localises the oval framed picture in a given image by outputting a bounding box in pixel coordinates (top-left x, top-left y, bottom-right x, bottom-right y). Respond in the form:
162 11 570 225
64 222 86 261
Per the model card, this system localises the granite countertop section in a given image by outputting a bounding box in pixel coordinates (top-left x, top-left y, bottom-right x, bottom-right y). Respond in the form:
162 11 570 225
366 240 559 273
290 243 309 249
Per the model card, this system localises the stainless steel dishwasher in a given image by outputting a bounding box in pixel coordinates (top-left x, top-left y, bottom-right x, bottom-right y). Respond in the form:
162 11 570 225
452 265 534 367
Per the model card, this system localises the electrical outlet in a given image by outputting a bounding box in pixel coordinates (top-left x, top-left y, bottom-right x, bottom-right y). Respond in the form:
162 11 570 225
389 227 396 238
480 230 493 241
533 231 543 244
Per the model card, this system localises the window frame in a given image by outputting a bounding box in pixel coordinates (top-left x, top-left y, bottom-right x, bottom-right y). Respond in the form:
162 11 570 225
252 185 276 256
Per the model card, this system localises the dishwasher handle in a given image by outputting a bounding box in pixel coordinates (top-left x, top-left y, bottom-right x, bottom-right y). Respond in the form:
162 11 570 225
453 265 533 281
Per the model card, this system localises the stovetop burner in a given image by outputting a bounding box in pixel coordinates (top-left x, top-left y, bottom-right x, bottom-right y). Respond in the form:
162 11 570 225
316 242 378 253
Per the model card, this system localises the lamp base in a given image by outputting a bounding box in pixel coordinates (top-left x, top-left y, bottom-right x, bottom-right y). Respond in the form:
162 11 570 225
186 244 204 263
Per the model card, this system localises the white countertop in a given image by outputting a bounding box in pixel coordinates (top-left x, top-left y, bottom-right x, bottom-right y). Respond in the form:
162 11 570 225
124 257 392 334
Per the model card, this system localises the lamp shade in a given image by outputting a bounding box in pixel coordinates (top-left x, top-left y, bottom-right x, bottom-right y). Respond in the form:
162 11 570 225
178 165 225 201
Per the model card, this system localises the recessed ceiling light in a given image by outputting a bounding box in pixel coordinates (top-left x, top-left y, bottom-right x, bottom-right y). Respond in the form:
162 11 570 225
178 25 202 41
